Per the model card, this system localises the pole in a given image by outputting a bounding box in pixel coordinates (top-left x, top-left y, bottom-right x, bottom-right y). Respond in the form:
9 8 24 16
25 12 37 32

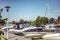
5 6 10 40
6 11 9 39
45 3 49 17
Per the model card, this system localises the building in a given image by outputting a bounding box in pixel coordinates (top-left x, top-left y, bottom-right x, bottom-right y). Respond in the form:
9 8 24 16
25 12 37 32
55 19 60 24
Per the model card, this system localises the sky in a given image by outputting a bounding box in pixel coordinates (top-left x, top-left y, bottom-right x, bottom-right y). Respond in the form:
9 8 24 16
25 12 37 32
0 0 60 22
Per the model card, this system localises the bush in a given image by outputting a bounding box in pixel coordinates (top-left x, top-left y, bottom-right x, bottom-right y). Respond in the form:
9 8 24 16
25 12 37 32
0 31 4 35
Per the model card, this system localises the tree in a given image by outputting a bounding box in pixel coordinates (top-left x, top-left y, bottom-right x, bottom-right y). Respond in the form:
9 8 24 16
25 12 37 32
57 16 60 24
29 20 33 24
49 18 55 23
58 16 60 20
0 15 2 19
12 21 16 24
35 16 42 27
0 19 5 25
19 19 24 23
41 17 48 25
29 21 35 26
35 16 48 27
0 31 4 35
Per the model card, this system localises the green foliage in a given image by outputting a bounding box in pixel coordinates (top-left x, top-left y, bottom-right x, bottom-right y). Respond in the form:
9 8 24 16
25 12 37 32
35 16 42 26
41 17 48 25
29 20 34 26
20 19 25 22
34 16 48 27
30 21 36 26
49 18 55 23
0 31 4 35
0 19 5 25
0 15 2 19
0 36 6 40
12 21 16 24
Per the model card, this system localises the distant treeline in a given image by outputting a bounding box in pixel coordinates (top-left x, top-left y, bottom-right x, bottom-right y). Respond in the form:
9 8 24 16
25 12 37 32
11 16 60 27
